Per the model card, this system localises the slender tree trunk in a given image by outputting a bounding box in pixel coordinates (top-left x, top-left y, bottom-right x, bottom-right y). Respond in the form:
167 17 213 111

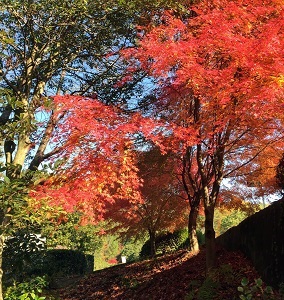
149 230 156 257
204 203 216 273
188 205 199 253
0 235 5 300
29 111 57 171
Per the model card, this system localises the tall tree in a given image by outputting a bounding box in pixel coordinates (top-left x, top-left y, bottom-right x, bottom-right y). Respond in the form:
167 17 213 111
0 1 143 297
124 0 284 272
179 144 204 253
0 0 140 177
0 1 192 296
0 1 194 297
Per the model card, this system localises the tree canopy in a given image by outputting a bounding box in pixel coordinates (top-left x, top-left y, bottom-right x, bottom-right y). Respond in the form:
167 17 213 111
0 0 284 296
123 0 284 270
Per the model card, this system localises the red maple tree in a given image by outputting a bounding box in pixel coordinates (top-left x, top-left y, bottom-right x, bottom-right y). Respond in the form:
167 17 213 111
124 0 284 271
31 96 143 223
106 145 188 256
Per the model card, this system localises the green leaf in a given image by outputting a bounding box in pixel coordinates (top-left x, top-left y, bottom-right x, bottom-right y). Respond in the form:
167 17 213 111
19 293 29 300
238 287 244 292
3 176 10 184
265 286 273 294
241 278 249 287
255 278 263 287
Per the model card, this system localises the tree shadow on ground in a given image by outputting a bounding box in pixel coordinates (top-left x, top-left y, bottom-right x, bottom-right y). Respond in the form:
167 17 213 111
58 247 265 300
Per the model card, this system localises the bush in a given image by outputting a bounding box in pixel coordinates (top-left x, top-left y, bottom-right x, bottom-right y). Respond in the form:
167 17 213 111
4 276 53 300
3 245 93 288
44 249 94 276
3 232 46 284
220 210 247 235
238 278 274 300
140 229 188 258
196 229 205 246
185 277 219 300
119 237 146 263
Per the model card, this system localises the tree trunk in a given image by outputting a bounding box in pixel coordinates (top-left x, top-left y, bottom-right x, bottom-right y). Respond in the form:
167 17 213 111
0 235 5 300
149 230 156 257
204 203 216 273
12 135 30 169
188 205 199 253
4 134 30 179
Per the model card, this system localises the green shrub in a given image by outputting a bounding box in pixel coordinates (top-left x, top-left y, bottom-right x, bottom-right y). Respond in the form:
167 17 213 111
238 278 274 300
139 239 152 258
196 229 205 246
140 229 188 258
119 237 146 263
4 276 53 300
42 212 103 254
44 249 94 276
185 280 202 300
197 277 220 300
185 277 219 300
93 233 121 270
5 245 93 279
3 232 46 284
220 210 247 235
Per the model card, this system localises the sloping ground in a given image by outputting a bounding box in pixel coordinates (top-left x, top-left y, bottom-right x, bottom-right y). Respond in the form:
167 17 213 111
58 247 280 300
